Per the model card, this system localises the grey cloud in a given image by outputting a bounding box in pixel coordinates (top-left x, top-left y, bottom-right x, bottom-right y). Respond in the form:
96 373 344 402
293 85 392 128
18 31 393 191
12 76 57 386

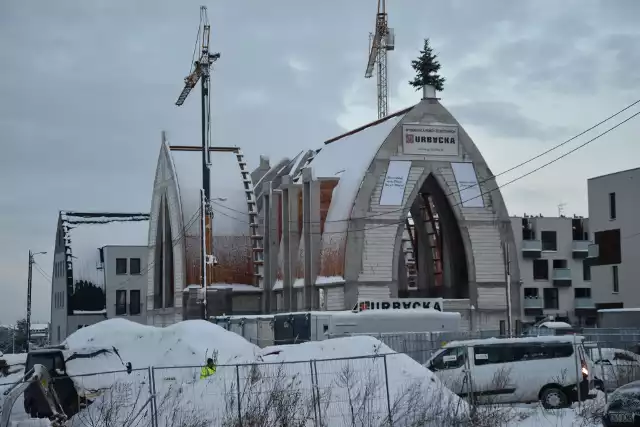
600 33 640 90
449 101 569 140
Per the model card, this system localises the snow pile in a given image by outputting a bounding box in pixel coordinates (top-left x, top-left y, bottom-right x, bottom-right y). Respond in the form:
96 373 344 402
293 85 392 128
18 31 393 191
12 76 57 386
257 336 470 425
62 318 260 392
69 327 468 426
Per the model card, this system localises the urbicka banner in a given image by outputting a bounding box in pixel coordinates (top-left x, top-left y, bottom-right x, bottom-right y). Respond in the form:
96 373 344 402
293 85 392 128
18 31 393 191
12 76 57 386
354 298 444 312
402 124 459 156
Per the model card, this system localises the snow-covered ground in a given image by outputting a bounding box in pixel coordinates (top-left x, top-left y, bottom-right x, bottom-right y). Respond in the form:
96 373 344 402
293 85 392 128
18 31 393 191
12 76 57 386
1 319 608 426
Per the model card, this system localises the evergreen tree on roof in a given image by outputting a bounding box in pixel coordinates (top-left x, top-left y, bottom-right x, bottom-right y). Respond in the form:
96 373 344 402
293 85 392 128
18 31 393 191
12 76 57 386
409 38 445 92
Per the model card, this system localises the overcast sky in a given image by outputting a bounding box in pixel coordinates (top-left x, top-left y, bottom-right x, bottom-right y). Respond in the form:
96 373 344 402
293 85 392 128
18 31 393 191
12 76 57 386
1 0 639 324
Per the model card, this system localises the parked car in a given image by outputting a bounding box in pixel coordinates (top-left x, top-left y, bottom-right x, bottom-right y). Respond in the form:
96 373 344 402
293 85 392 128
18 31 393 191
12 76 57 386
425 335 594 409
603 380 640 426
588 347 640 392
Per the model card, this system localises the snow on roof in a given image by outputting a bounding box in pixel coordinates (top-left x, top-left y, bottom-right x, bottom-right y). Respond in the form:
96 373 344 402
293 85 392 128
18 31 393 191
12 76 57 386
169 149 250 237
61 212 149 287
598 308 640 313
539 321 573 329
444 335 585 348
207 283 261 293
30 324 49 331
310 112 406 235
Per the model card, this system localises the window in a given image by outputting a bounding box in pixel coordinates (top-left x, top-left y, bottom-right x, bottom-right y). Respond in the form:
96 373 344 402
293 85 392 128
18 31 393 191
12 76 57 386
57 326 60 342
572 218 587 241
130 290 141 315
574 288 591 298
543 288 559 309
533 259 549 280
583 260 591 281
473 343 573 366
541 231 557 251
522 218 535 240
609 192 616 220
524 288 539 298
612 265 619 293
115 290 127 315
429 346 467 371
552 259 567 269
130 258 141 275
116 258 127 275
595 229 622 265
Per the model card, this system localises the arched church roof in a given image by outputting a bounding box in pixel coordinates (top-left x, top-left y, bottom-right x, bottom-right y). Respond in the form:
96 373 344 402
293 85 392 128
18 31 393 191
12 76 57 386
301 109 409 235
170 149 251 237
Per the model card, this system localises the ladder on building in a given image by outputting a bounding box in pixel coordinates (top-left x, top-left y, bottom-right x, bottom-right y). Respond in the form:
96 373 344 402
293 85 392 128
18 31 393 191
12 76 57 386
402 216 417 289
234 149 264 288
421 193 443 288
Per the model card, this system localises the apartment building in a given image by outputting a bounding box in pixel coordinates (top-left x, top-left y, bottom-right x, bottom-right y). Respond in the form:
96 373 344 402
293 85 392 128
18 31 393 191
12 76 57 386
588 167 640 310
103 245 148 324
511 215 595 327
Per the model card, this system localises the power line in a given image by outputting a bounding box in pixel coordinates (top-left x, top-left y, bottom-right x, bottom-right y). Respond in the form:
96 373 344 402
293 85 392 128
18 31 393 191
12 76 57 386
210 98 640 225
110 207 204 288
33 262 51 282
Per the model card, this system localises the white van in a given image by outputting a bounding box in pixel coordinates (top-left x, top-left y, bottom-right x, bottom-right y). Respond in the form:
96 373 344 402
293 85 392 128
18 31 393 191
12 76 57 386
425 335 593 408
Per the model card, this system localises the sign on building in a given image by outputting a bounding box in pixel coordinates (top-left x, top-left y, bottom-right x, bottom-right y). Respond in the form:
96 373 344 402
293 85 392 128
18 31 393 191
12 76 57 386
451 162 484 208
379 160 412 206
354 298 444 312
402 124 459 157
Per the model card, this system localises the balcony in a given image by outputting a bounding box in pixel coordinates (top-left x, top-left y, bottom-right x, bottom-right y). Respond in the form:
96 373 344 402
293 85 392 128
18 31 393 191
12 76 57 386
574 297 595 309
523 298 543 309
552 268 572 287
572 240 591 259
587 243 599 259
521 239 542 259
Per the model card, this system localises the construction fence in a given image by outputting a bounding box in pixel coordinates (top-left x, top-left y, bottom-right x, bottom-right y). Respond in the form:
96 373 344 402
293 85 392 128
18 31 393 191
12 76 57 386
2 330 640 425
1 353 471 427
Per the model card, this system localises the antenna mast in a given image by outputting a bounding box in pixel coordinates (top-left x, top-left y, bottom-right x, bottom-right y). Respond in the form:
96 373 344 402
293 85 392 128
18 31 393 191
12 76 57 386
364 0 394 119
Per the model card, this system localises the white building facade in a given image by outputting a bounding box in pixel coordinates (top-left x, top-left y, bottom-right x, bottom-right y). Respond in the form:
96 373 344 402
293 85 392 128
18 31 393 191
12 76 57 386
102 246 148 324
49 212 149 344
588 167 640 311
511 215 595 327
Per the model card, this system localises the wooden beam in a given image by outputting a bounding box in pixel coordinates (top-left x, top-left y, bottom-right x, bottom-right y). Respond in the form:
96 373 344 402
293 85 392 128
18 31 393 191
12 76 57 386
324 105 413 146
169 145 240 153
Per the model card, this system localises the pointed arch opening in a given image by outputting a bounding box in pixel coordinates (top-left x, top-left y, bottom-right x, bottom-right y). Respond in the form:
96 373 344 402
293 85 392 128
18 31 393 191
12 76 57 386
153 194 176 309
400 173 469 299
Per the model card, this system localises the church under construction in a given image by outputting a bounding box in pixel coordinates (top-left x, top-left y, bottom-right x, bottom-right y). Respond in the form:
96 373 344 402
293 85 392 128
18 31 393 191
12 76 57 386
146 86 521 331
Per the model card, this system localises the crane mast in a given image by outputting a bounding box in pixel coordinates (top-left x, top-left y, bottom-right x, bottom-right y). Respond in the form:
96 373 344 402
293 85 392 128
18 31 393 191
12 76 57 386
175 6 221 305
365 0 394 119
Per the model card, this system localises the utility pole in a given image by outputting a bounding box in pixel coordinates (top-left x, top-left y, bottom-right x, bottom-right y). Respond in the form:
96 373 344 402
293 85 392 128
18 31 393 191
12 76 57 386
26 251 34 351
503 242 513 337
26 250 46 352
201 189 208 320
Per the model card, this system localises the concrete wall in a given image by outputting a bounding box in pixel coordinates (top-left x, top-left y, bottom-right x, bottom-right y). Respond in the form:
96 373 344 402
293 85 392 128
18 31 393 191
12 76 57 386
588 168 640 308
67 314 107 334
103 245 148 324
50 249 68 345
511 216 592 325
